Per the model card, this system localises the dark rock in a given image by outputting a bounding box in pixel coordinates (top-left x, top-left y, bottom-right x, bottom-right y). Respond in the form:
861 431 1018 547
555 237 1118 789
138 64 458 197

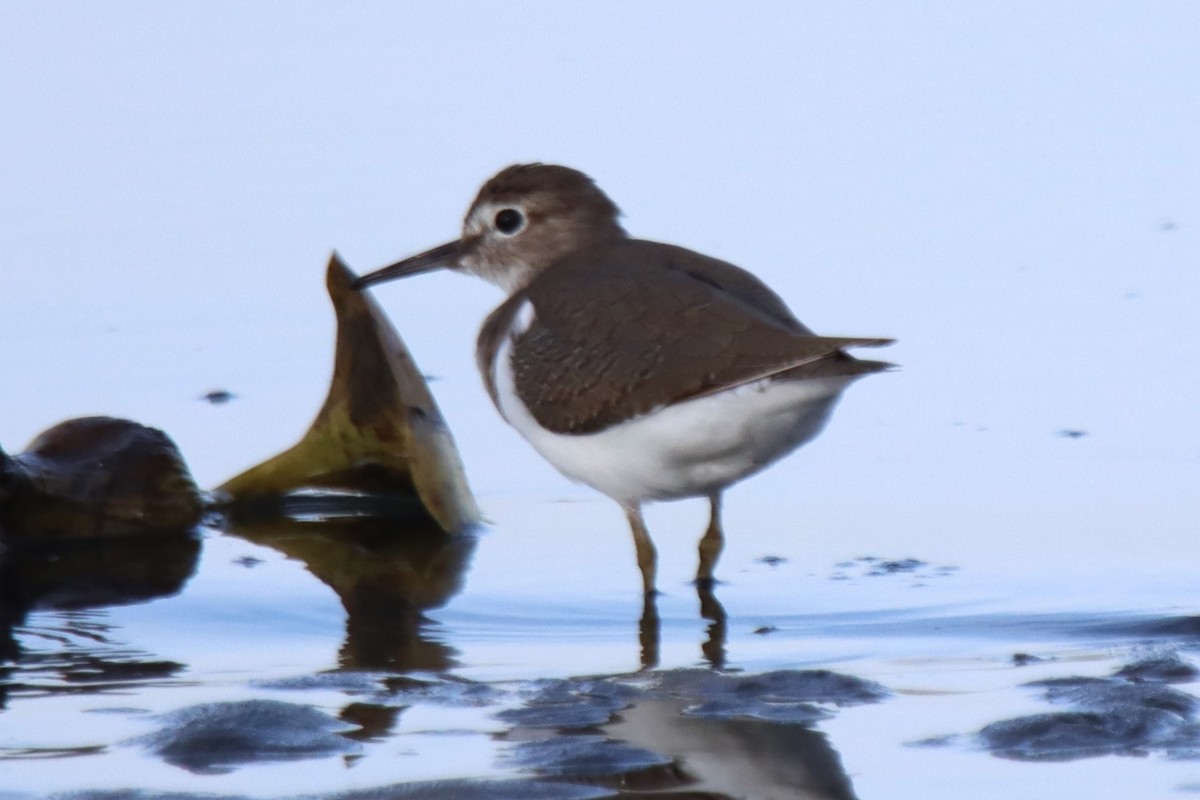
651 668 887 727
1038 679 1198 717
1115 653 1200 684
657 668 889 708
135 699 359 774
975 661 1200 761
504 734 671 778
683 696 830 724
979 707 1195 761
496 678 636 730
0 417 202 538
495 703 617 730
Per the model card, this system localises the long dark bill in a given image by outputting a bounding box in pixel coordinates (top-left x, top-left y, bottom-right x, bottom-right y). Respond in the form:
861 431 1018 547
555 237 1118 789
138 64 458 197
352 240 463 290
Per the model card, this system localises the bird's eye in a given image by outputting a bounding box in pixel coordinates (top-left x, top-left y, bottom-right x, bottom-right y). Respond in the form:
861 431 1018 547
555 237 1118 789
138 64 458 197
494 208 525 235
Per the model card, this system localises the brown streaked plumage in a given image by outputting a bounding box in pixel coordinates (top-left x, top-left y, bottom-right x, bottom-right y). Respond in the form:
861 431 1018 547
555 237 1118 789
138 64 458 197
476 246 889 435
355 163 893 597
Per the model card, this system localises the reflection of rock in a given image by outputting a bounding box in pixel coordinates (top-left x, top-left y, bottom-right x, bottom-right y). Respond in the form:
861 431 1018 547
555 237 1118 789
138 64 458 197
0 417 203 539
217 254 479 534
0 533 200 690
218 508 475 671
0 535 201 613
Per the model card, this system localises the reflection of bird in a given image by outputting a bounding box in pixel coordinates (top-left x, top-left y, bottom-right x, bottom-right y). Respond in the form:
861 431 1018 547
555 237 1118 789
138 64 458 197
607 698 858 800
356 164 891 594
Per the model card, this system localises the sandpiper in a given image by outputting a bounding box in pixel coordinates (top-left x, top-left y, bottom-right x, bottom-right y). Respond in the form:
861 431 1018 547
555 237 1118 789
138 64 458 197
355 164 892 595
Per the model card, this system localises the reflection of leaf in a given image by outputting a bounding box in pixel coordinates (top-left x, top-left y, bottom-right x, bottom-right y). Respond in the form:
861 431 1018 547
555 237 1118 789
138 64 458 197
218 254 479 534
0 533 201 675
221 511 476 671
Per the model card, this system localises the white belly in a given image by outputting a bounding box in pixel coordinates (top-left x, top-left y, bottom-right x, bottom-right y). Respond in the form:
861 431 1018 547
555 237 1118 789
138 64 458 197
492 336 851 506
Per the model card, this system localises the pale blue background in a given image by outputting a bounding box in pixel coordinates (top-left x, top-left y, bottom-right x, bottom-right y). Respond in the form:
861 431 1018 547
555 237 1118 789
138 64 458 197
2 2 1197 572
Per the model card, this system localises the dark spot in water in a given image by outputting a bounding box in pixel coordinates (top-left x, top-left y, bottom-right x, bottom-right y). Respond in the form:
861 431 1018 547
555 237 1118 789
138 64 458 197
754 625 779 635
912 735 959 751
200 390 235 405
232 555 262 568
1012 652 1045 666
834 556 954 581
135 699 359 774
1058 429 1087 439
1159 220 1177 231
867 558 925 576
757 555 787 567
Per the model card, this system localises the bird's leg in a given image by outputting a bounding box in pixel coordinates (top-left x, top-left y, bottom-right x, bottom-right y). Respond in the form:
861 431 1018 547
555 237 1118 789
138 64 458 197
696 492 725 588
624 505 658 597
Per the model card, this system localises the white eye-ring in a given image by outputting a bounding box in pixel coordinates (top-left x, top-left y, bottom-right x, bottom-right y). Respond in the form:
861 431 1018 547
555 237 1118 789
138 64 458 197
493 207 526 236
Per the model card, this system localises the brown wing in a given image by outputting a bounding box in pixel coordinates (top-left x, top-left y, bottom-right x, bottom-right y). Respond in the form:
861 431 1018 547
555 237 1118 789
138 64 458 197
479 241 892 435
637 239 812 333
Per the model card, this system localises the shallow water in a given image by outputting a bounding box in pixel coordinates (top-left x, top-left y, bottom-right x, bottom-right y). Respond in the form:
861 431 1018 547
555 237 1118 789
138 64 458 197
3 445 1200 798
